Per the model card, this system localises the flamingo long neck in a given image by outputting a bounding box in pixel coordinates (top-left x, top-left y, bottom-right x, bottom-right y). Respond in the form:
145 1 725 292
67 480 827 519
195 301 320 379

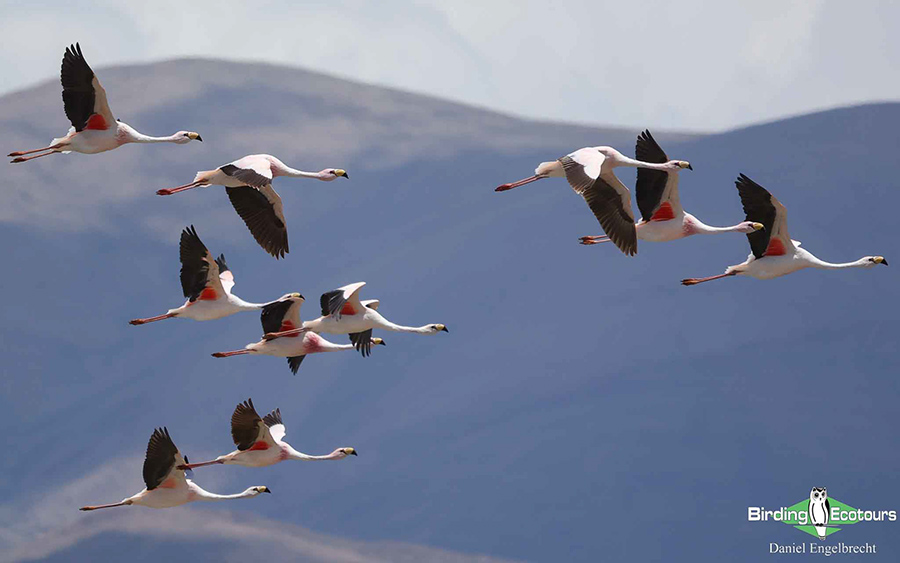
616 156 671 171
192 484 259 501
276 165 327 179
285 444 344 461
690 218 746 235
229 295 266 311
304 315 430 334
806 256 872 270
323 342 356 352
121 125 184 144
374 317 433 334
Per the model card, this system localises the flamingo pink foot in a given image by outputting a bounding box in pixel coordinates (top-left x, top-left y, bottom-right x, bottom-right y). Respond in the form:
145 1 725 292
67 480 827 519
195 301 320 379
681 272 736 286
10 151 55 163
212 350 250 358
129 313 175 325
579 235 610 245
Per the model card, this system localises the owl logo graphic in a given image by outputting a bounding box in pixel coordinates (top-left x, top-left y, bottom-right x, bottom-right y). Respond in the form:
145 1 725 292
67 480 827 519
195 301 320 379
808 487 830 540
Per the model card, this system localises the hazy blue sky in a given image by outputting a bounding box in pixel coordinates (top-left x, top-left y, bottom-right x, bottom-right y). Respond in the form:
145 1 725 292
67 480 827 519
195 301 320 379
2 0 898 131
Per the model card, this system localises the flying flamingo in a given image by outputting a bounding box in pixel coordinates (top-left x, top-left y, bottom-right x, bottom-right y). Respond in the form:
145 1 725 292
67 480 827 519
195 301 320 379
179 399 357 470
579 131 762 246
156 154 348 258
682 174 887 286
211 293 385 374
495 143 692 255
263 282 448 357
130 226 273 325
79 427 270 511
9 44 200 164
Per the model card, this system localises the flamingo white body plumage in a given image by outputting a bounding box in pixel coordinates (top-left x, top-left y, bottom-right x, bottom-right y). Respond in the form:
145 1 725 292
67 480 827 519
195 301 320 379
580 131 761 246
8 44 200 164
495 142 692 255
79 428 270 511
180 399 357 470
130 226 270 325
263 282 448 357
156 154 348 258
682 174 887 285
211 293 385 374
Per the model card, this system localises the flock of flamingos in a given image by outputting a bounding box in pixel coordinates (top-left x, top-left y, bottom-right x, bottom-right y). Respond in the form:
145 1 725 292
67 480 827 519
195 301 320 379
9 44 887 512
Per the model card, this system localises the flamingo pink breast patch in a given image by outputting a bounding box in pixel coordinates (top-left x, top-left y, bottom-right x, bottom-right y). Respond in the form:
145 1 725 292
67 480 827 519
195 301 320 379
765 238 786 256
199 288 218 301
280 320 299 336
651 202 675 222
85 114 108 130
158 476 178 489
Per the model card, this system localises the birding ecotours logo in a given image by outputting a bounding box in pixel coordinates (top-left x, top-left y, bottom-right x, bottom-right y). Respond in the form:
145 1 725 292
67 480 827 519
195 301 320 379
747 488 897 540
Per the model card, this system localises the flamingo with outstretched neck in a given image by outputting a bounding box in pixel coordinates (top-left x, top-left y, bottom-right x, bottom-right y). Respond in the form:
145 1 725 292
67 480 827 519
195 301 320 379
79 427 270 511
156 154 348 258
9 44 200 164
129 226 273 325
682 174 887 285
179 399 358 470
